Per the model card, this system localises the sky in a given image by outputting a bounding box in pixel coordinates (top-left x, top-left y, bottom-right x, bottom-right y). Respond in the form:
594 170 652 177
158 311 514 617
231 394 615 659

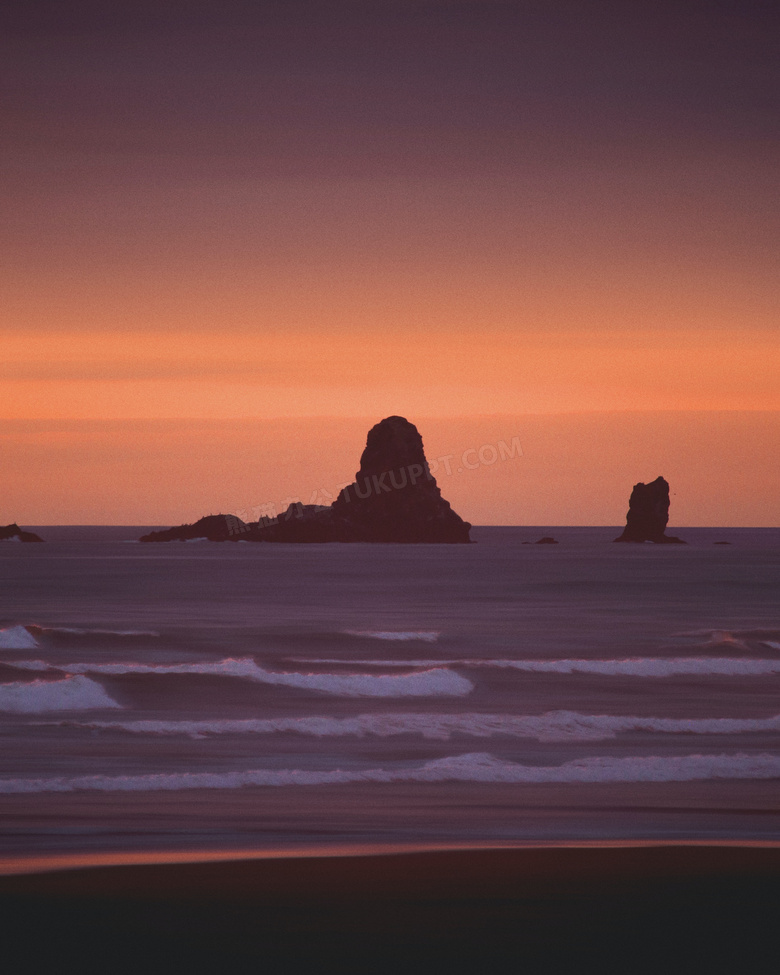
2 0 778 525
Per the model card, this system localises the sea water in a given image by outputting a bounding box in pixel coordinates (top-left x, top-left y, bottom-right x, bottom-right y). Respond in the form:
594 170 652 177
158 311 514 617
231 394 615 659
1 526 779 864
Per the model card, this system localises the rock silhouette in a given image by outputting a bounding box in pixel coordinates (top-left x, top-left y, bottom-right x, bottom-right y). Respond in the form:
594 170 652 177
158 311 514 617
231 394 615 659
327 415 471 542
614 477 685 544
0 523 44 543
140 515 248 543
140 416 471 544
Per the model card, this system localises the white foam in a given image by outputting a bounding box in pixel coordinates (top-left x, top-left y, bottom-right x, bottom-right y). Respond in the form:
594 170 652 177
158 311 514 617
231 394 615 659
487 657 780 677
0 626 38 650
57 710 780 742
344 630 440 642
301 657 780 678
763 642 780 651
23 657 472 698
184 537 209 543
0 675 121 713
1 751 778 793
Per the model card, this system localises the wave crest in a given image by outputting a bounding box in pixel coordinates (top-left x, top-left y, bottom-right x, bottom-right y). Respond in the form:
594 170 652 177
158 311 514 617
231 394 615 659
298 656 780 678
15 657 472 698
0 675 121 713
1 751 779 793
0 626 38 650
51 710 780 742
28 626 160 638
343 630 440 642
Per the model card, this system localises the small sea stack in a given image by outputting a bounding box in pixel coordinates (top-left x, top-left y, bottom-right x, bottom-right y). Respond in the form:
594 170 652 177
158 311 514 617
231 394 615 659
0 523 44 543
614 476 685 544
140 515 247 543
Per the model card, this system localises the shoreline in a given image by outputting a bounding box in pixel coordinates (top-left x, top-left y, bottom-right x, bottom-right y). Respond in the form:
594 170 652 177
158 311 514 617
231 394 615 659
3 835 780 878
2 843 779 973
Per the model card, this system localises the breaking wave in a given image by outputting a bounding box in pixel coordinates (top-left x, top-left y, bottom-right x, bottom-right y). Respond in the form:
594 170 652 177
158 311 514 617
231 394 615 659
52 710 780 742
297 657 780 678
482 657 780 677
10 657 472 698
0 675 121 713
1 751 779 793
28 626 160 638
0 626 38 650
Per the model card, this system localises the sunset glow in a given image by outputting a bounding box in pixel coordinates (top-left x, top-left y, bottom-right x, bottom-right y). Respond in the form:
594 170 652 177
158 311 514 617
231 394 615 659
2 2 777 525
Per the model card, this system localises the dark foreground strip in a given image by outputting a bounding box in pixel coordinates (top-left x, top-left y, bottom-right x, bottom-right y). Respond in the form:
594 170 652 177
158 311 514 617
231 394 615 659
1 846 779 975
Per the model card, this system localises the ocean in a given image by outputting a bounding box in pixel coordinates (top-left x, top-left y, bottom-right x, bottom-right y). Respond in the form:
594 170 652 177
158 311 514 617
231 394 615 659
1 526 779 867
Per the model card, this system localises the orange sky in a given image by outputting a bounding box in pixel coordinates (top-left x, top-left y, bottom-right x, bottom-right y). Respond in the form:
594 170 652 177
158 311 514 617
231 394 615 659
3 412 779 527
2 3 778 526
2 294 778 528
2 327 778 421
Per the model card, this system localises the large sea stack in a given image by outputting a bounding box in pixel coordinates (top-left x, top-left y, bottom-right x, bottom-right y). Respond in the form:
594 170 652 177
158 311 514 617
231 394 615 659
327 415 471 542
614 476 685 544
0 523 44 543
140 416 471 544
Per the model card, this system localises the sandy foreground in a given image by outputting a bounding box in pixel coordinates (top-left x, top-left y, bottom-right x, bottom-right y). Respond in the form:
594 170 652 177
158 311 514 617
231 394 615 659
1 843 779 974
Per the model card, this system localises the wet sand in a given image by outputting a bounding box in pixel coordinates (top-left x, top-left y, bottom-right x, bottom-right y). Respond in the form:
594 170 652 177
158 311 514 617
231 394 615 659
2 844 779 974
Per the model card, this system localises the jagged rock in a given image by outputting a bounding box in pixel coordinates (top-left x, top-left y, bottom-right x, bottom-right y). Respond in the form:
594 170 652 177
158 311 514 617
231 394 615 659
328 416 470 543
248 416 471 543
140 514 247 543
0 523 44 543
614 477 685 544
247 504 338 543
142 417 471 544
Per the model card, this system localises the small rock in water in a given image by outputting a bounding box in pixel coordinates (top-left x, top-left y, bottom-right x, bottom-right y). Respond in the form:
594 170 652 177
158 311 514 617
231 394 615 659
0 523 44 543
140 514 247 543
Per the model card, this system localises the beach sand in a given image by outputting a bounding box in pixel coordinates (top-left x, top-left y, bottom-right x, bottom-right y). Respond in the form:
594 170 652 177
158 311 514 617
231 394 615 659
2 844 779 974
